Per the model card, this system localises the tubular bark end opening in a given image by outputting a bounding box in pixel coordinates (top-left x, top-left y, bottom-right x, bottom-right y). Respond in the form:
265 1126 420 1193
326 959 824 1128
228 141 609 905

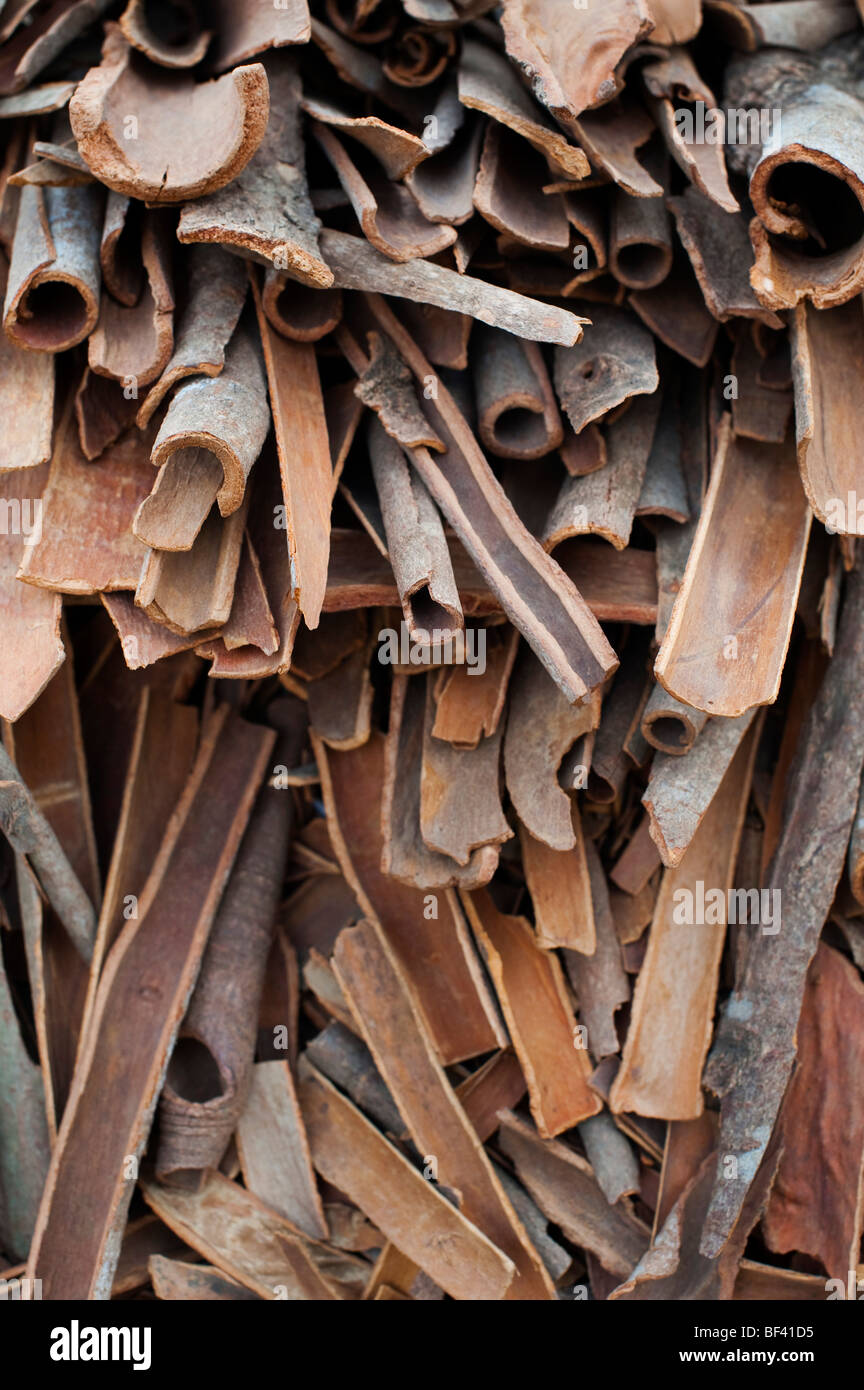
9 278 96 351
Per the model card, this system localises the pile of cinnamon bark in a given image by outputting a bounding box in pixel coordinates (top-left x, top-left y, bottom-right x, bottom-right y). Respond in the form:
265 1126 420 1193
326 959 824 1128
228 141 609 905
1 0 864 1303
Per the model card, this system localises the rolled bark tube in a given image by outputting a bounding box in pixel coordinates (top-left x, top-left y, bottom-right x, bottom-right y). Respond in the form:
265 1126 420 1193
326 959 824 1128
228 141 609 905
261 267 342 342
641 681 708 755
725 37 864 308
155 709 307 1184
610 185 673 290
4 183 102 350
473 324 563 460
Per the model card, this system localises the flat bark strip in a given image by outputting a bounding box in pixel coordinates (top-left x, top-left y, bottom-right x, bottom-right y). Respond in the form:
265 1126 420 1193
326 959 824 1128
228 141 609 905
149 1257 260 1301
157 714 305 1183
0 930 51 1260
298 1061 516 1300
432 625 518 749
456 1050 527 1143
504 647 600 851
498 1110 651 1278
702 565 864 1257
563 841 630 1060
252 280 331 629
321 230 588 346
791 297 864 531
312 731 506 1064
332 918 557 1299
69 26 269 202
762 942 864 1280
19 404 154 594
655 420 811 716
27 708 274 1299
364 296 618 703
236 1060 328 1240
611 725 758 1120
420 677 510 864
463 888 601 1136
0 252 53 469
137 246 248 429
0 464 64 721
519 814 596 953
643 711 757 867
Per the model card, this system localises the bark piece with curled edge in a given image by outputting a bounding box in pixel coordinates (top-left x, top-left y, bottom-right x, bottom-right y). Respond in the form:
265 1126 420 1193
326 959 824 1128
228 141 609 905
654 421 811 717
298 1060 516 1301
69 25 269 203
629 246 718 367
156 708 306 1188
641 46 738 213
642 709 757 867
562 839 630 1059
211 0 311 71
363 295 617 703
332 918 557 1299
261 269 341 344
432 625 518 750
574 96 662 198
420 676 510 865
668 185 783 326
300 93 428 180
504 645 601 852
0 254 53 469
724 36 864 309
790 297 864 534
406 111 483 227
357 331 445 453
0 746 96 963
499 0 653 123
137 500 246 636
611 723 757 1121
458 37 590 182
3 182 101 352
473 325 562 461
383 673 499 891
474 121 570 255
519 812 596 954
707 1 857 54
141 325 269 551
464 888 601 1137
0 0 113 96
321 230 588 345
368 419 461 645
88 208 174 389
25 708 274 1299
0 82 76 118
136 246 246 432
641 682 706 755
312 731 507 1064
545 392 661 554
554 305 658 436
701 566 864 1259
118 0 213 68
177 55 331 286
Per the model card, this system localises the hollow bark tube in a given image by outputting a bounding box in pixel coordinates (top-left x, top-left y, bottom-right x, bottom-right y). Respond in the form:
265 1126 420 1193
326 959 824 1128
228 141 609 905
473 325 563 460
155 709 306 1184
4 184 102 351
725 38 864 308
610 185 673 290
641 682 707 755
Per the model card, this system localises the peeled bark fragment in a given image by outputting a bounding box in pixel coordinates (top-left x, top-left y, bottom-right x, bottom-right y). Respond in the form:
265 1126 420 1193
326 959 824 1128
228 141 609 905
642 47 737 213
213 0 311 70
574 96 661 197
368 420 461 643
87 208 174 387
262 270 341 343
301 94 427 180
332 919 556 1300
498 1110 650 1278
148 324 270 525
545 393 661 553
27 708 274 1299
431 625 518 749
420 678 509 864
519 812 596 954
364 297 616 703
313 731 506 1064
668 185 782 326
464 889 600 1137
177 55 331 287
4 182 101 351
458 38 589 181
321 229 587 346
137 498 246 634
474 121 570 254
19 406 153 594
499 0 653 122
0 253 53 468
702 566 864 1257
655 421 811 717
150 1257 259 1301
643 710 756 867
307 642 373 751
357 332 444 452
790 297 864 533
473 325 562 460
118 0 212 68
611 726 757 1120
70 26 269 202
554 305 658 435
0 0 112 96
406 113 483 227
0 911 51 1260
236 1060 327 1240
504 646 601 851
629 248 719 367
299 1061 516 1300
646 0 701 45
562 841 630 1059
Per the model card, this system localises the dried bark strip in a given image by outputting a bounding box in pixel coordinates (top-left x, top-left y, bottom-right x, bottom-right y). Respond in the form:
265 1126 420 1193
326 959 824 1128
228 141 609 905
27 708 274 1298
431 625 518 748
790 297 864 532
554 305 658 435
420 678 510 864
519 812 596 954
562 841 631 1058
473 325 562 460
0 253 53 469
236 1060 328 1240
4 182 101 350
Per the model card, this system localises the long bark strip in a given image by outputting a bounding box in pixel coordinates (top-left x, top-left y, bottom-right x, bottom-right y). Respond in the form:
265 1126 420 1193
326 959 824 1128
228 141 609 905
27 708 274 1299
701 565 864 1258
611 726 758 1120
463 889 601 1137
364 296 618 703
655 419 811 716
332 918 557 1299
790 297 864 532
298 1061 517 1300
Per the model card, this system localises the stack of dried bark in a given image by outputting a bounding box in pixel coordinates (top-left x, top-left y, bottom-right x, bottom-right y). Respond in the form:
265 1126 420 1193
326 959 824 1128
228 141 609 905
1 0 863 1303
